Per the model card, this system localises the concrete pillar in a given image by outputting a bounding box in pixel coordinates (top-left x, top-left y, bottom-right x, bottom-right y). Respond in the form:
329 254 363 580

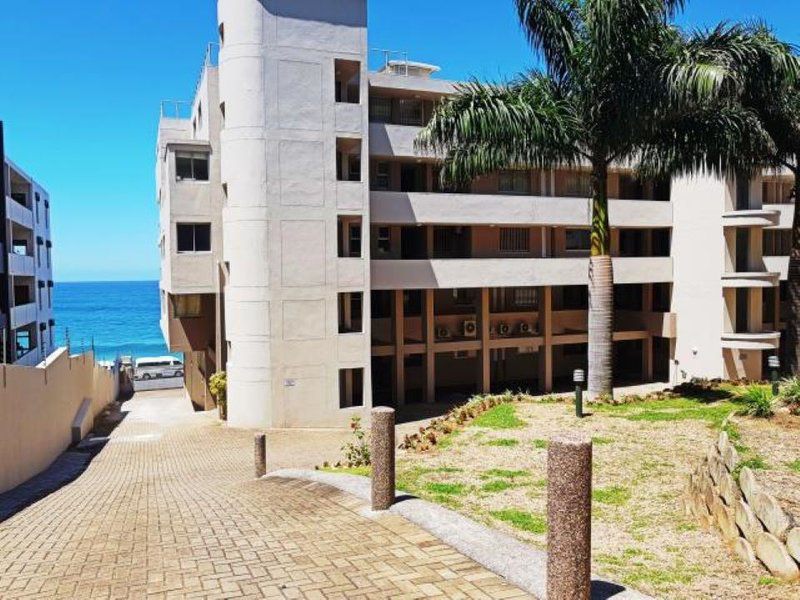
423 289 436 403
254 433 267 478
547 433 593 600
371 407 396 511
539 286 553 393
393 290 405 405
479 287 491 393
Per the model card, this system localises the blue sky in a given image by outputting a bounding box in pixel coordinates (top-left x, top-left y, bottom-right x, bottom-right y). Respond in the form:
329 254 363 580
0 1 797 282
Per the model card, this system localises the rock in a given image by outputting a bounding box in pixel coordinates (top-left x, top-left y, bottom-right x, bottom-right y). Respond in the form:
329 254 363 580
712 502 739 541
752 492 793 540
718 470 741 507
735 538 757 565
708 453 726 486
705 484 723 515
721 443 739 473
736 499 764 545
755 532 800 581
739 467 760 505
718 431 729 454
786 528 800 563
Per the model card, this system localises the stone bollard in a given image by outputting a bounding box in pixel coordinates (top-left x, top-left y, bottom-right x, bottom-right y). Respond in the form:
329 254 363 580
547 433 593 600
254 432 267 479
371 407 396 511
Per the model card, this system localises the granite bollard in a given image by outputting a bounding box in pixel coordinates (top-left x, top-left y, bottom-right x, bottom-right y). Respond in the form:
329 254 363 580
254 432 267 478
547 433 593 600
371 407 396 511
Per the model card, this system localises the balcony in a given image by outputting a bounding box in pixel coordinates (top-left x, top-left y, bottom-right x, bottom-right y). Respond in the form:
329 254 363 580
164 253 215 295
371 191 673 227
369 123 433 158
8 253 35 276
370 257 673 290
6 196 34 229
722 209 780 228
764 204 794 230
721 272 780 288
721 331 781 351
10 303 37 329
763 256 789 280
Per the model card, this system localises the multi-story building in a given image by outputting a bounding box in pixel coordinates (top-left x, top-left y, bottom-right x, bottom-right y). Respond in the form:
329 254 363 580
157 0 791 428
0 122 56 367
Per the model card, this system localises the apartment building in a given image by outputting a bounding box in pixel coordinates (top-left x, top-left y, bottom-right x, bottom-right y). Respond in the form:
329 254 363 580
0 122 56 367
157 0 791 428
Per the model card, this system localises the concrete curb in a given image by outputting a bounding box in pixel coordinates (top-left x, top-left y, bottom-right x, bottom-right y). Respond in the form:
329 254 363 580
267 469 652 600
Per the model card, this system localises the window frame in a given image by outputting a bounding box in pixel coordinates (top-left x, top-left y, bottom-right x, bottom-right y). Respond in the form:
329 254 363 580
499 228 530 255
175 151 210 182
176 223 212 254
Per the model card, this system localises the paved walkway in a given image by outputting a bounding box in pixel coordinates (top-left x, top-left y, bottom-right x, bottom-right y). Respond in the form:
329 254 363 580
0 390 530 599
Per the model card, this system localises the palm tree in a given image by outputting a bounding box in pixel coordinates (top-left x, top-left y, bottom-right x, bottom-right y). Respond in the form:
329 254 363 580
417 1 793 398
730 27 800 373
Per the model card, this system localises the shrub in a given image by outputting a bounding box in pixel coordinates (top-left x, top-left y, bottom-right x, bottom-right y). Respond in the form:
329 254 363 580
779 377 800 412
208 371 227 420
735 385 775 418
340 416 371 467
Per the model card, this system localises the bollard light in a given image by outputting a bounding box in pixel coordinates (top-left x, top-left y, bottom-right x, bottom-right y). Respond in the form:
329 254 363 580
768 355 780 396
573 369 585 418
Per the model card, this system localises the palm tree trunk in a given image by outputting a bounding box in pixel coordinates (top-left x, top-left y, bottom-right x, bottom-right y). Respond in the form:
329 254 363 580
588 163 614 398
786 169 800 374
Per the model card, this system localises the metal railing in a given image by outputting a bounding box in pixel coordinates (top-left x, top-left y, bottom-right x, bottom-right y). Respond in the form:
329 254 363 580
371 49 411 75
159 43 220 120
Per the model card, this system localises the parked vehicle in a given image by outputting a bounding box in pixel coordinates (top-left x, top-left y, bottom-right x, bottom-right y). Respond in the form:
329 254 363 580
134 356 184 380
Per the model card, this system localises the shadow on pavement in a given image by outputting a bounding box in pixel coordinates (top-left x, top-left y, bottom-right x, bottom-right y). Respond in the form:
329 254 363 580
0 402 128 523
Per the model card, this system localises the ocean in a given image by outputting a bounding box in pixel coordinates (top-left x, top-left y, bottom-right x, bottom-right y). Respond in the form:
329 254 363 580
55 281 175 361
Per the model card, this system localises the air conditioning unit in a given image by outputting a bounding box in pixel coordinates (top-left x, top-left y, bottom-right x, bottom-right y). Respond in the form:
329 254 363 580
463 320 478 338
436 326 451 340
519 322 533 335
519 346 536 355
498 322 511 336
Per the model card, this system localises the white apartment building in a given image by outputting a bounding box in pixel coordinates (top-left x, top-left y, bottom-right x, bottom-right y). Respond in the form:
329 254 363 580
157 0 792 428
0 122 56 367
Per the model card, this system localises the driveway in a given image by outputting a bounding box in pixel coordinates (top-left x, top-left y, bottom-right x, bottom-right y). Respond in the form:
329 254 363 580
0 390 529 599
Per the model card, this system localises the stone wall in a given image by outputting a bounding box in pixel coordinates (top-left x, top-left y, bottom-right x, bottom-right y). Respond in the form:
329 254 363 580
685 429 800 581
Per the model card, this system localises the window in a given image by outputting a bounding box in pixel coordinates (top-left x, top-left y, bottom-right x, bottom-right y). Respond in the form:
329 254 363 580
336 138 361 182
562 343 587 357
764 230 791 256
197 102 203 131
15 329 31 359
338 292 363 333
736 173 750 210
512 287 538 308
172 294 203 318
176 223 211 253
453 288 475 307
562 286 588 310
374 161 390 190
338 217 362 258
653 283 671 312
369 97 392 123
619 230 644 257
35 193 40 223
500 228 530 254
614 284 643 311
12 240 28 256
377 227 391 253
565 229 590 251
339 368 364 408
563 171 591 197
498 171 530 195
175 152 209 181
334 59 361 104
397 99 423 126
45 201 50 228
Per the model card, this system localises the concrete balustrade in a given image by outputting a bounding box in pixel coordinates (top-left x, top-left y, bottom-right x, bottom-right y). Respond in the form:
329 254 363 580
254 432 267 478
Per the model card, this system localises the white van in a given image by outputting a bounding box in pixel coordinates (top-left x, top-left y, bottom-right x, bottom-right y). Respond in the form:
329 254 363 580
135 357 184 380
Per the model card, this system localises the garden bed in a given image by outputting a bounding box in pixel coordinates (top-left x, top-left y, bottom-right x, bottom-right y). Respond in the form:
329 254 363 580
390 388 800 599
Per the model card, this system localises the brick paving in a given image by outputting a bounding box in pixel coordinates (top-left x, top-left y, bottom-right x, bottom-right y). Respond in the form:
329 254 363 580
0 391 531 599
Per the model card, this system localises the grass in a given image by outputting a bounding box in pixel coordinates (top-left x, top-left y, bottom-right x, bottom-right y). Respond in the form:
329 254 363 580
481 480 517 493
592 486 632 506
759 576 781 586
787 460 800 474
490 509 547 534
320 465 371 476
425 482 466 496
593 436 614 445
594 395 738 427
485 438 519 447
471 404 525 429
481 469 528 480
532 439 548 449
